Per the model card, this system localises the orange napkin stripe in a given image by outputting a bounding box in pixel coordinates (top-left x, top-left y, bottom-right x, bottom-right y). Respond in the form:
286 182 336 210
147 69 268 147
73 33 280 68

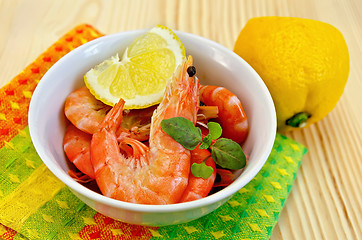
0 24 103 149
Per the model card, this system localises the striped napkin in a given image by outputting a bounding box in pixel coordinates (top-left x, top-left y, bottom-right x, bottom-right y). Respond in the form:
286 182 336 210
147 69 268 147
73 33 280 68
0 24 307 240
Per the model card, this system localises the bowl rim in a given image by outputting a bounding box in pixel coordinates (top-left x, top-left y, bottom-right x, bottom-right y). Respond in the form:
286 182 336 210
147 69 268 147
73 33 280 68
28 28 276 213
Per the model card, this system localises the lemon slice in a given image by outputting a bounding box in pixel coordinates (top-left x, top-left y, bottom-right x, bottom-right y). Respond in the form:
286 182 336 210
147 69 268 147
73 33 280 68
84 25 185 109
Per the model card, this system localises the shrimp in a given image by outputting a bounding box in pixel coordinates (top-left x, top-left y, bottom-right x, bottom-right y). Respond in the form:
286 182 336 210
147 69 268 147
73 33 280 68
63 123 95 179
90 56 200 204
63 105 156 181
179 147 216 202
64 86 156 140
64 87 111 134
199 85 249 144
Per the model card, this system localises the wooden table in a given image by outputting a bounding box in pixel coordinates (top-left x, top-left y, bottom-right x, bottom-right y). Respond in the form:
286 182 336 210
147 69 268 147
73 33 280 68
1 0 361 239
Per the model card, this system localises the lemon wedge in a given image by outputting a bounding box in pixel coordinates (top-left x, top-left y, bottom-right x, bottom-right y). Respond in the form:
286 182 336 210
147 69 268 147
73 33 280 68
84 25 185 109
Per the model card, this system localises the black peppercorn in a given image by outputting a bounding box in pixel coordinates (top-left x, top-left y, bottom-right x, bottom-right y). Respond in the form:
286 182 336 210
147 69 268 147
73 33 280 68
187 66 196 77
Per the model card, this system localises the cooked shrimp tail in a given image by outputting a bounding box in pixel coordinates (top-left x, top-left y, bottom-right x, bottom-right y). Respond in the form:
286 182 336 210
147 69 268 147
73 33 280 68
199 85 249 144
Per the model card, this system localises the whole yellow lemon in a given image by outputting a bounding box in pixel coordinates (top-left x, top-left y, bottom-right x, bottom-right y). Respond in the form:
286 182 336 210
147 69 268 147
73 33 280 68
234 17 350 132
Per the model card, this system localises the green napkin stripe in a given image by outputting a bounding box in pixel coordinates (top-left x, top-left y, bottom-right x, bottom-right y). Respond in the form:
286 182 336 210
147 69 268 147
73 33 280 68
18 187 96 240
0 127 43 200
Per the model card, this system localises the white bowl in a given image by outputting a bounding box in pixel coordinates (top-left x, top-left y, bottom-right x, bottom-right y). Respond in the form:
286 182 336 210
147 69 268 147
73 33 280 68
28 29 276 226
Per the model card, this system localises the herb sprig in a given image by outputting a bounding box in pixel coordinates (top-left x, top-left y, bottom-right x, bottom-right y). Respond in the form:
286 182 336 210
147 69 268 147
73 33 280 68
161 117 246 179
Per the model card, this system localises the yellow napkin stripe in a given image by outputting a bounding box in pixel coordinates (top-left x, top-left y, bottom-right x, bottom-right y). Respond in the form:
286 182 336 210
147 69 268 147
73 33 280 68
0 164 65 231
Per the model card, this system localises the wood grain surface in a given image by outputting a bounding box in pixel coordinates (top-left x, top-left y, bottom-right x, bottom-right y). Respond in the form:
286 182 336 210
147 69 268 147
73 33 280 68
1 0 361 239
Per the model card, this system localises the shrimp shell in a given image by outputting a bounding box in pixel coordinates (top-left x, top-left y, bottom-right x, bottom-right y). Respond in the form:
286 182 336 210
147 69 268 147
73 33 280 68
63 123 95 179
64 87 111 134
199 85 249 144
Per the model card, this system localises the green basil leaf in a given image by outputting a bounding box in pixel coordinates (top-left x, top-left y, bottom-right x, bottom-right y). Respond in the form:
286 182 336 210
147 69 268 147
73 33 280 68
207 122 222 140
191 162 214 179
210 138 246 169
161 117 202 150
199 134 212 149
